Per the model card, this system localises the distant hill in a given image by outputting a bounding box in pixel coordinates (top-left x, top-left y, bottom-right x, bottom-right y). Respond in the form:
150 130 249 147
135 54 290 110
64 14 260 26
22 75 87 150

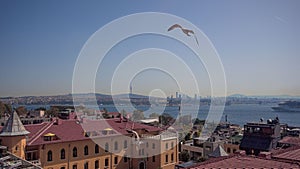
228 94 247 98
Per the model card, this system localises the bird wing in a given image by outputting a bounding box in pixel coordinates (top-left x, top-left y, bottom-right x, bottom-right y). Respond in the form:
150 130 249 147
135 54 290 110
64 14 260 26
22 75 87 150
182 29 194 36
167 24 182 31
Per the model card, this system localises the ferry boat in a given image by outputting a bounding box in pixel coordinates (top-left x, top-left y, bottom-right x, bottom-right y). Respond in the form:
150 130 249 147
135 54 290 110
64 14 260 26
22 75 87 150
272 101 300 112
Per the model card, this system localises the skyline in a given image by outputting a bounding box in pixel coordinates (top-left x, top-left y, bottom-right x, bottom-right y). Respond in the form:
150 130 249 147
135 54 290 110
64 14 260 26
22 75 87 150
0 1 300 97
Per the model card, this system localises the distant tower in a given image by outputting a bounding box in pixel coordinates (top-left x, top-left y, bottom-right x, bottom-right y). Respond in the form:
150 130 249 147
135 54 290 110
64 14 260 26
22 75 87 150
130 84 133 95
0 111 30 159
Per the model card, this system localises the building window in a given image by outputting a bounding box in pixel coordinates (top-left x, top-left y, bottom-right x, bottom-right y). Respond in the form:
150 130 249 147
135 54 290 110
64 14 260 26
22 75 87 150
124 157 128 163
73 147 77 157
146 142 149 148
60 167 65 169
84 145 89 155
95 160 99 169
171 153 174 162
95 144 99 154
124 140 128 149
114 156 118 164
165 154 168 163
227 148 231 153
72 164 77 169
152 156 155 162
47 150 52 161
84 162 88 169
114 141 118 151
166 143 168 150
105 143 109 152
152 143 155 149
105 158 109 167
171 142 174 149
15 145 18 151
60 149 65 159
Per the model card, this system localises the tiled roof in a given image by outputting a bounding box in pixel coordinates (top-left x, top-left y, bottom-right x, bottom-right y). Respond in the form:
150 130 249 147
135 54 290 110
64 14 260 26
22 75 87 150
27 120 88 146
0 111 30 136
273 147 300 162
25 118 161 146
190 155 300 168
278 136 300 146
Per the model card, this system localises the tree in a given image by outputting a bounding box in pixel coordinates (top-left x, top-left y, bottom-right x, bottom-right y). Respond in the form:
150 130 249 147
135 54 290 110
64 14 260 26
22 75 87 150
132 110 144 121
102 108 110 119
0 101 12 117
184 132 192 141
193 118 204 125
15 106 28 117
46 107 59 117
149 112 159 118
159 113 174 126
180 150 190 162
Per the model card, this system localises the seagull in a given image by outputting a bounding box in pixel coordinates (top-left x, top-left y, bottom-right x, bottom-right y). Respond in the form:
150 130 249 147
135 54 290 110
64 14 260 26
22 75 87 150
167 24 199 46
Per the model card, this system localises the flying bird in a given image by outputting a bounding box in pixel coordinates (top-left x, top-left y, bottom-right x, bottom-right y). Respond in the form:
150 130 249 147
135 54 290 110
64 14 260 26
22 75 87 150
168 24 199 46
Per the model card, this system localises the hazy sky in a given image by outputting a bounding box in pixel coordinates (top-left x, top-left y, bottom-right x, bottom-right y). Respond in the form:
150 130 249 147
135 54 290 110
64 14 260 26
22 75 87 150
0 0 299 97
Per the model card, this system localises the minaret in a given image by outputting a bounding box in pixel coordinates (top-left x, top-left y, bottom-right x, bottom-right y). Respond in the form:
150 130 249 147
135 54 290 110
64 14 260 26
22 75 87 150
0 111 30 159
130 84 133 95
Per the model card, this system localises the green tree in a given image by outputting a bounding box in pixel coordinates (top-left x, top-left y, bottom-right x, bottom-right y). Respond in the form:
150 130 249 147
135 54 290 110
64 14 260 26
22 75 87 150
46 107 59 117
184 132 192 141
0 101 12 117
15 106 28 116
180 150 190 162
159 113 174 126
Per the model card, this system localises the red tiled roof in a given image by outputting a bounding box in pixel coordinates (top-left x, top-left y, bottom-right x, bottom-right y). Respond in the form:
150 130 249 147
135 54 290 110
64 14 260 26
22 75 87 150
190 155 300 168
24 118 161 146
273 147 300 162
24 122 48 139
278 136 300 146
27 120 88 146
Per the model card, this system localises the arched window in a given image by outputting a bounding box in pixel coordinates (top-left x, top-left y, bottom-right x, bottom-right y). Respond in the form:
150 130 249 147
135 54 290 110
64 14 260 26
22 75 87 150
95 160 99 169
47 150 52 161
105 143 109 152
84 162 89 169
61 149 65 159
95 144 99 154
84 145 89 155
73 147 77 157
114 141 118 151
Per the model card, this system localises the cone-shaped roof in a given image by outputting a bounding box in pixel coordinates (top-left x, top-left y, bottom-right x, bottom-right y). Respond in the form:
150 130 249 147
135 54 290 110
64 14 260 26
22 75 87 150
208 144 228 157
0 111 30 136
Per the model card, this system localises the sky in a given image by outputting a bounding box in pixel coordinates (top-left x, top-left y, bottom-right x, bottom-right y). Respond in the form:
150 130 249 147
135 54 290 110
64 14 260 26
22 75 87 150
0 0 299 97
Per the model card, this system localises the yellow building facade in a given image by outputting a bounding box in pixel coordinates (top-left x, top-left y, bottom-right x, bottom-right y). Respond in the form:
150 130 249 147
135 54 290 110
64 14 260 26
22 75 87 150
0 113 179 169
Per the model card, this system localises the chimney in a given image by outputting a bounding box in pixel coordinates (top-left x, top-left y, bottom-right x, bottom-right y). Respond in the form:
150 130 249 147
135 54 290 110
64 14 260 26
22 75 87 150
258 152 272 159
234 150 246 156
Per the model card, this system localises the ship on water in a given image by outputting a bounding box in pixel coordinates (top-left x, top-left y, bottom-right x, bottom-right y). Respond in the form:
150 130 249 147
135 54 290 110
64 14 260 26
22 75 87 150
272 101 300 112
